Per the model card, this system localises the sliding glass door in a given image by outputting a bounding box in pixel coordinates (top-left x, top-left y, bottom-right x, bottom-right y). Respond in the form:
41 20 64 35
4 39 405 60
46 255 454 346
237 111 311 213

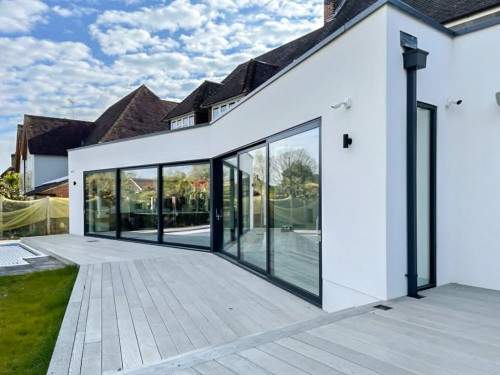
240 146 267 271
269 127 320 295
215 120 321 303
221 156 238 257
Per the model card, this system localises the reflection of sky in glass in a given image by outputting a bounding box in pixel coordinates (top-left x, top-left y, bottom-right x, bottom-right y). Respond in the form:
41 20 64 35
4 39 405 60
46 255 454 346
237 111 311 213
123 167 157 179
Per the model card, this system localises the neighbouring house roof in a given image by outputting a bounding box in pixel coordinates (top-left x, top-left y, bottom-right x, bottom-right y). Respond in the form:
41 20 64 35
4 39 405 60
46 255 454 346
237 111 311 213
25 178 68 197
12 84 177 168
85 84 178 145
173 0 499 117
23 115 94 156
163 80 222 120
202 59 278 107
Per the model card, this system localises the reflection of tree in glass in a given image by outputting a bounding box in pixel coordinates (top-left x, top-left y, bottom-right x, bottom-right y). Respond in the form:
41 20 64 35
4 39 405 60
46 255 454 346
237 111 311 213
271 148 318 199
120 171 158 211
163 164 210 212
252 149 266 195
86 173 116 203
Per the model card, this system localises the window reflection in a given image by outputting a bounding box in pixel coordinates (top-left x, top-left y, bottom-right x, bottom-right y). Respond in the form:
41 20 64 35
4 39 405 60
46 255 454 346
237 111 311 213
240 147 267 270
222 157 238 256
163 163 211 248
84 171 116 236
120 167 158 242
269 128 320 296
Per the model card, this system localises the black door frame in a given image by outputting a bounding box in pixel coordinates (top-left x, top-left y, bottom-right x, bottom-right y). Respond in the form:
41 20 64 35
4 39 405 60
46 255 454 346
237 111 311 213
415 101 437 291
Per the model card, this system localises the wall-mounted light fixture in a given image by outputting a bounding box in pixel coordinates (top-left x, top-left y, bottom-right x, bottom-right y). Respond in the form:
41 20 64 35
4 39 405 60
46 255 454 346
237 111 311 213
331 98 351 109
496 92 500 106
445 98 463 108
73 181 77 186
343 134 353 148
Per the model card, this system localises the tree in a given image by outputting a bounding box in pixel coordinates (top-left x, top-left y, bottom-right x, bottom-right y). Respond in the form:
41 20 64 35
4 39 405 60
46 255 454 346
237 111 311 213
0 171 21 199
270 148 318 199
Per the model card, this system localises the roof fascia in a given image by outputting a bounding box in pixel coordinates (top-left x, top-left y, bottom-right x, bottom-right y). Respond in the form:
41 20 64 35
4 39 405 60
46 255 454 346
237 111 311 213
68 122 212 152
387 0 455 36
453 16 500 35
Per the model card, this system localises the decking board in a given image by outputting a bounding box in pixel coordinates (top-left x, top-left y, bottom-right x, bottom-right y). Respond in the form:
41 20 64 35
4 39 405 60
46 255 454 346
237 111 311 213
36 235 500 375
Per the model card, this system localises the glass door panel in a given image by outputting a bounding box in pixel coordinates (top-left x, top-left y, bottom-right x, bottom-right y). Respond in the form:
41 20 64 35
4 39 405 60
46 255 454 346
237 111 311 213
162 163 211 248
239 146 267 270
222 157 238 256
269 127 320 296
120 167 158 242
416 107 434 288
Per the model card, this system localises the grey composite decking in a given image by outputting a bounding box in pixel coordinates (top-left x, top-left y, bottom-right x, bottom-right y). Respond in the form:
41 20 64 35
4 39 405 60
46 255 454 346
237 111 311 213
121 284 500 375
23 235 322 375
24 236 500 375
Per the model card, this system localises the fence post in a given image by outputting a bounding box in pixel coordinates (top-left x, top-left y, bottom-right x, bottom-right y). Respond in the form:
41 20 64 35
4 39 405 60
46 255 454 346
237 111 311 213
46 196 51 235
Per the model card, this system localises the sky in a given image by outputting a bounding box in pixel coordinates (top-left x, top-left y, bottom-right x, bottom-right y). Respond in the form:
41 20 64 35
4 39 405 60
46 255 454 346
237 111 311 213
0 0 323 174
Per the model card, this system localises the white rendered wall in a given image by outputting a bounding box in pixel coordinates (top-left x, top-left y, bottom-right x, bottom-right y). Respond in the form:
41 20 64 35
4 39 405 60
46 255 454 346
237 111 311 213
443 24 500 291
34 155 68 187
386 8 500 293
385 6 454 299
69 6 394 312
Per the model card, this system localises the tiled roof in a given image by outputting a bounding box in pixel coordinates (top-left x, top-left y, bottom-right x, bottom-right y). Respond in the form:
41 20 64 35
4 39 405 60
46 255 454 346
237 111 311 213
405 0 500 23
202 59 278 107
23 115 94 156
163 80 222 120
85 84 178 144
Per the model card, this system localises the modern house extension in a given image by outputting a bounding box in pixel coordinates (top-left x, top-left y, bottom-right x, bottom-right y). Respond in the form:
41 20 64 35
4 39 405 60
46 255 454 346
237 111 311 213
68 0 500 311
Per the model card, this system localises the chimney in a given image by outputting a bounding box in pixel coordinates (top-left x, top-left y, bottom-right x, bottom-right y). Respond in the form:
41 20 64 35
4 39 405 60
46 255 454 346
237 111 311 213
324 0 346 23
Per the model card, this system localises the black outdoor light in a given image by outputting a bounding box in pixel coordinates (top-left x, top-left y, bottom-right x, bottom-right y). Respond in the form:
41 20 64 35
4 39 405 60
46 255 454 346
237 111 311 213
73 181 77 186
343 134 352 148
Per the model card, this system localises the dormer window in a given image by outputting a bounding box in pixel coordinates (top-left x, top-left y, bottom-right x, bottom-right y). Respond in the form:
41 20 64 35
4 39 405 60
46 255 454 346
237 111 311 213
212 98 242 121
171 114 195 130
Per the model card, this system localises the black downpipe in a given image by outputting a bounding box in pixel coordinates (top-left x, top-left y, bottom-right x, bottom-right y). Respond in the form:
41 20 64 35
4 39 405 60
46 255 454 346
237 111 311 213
403 47 428 298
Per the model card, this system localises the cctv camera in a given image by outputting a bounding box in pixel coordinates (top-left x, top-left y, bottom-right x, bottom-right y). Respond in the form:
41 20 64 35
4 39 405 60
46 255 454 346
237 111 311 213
445 99 463 108
331 98 351 109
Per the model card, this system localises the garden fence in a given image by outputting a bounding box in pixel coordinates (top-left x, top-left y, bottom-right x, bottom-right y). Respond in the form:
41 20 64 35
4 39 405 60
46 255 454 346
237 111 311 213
0 196 69 240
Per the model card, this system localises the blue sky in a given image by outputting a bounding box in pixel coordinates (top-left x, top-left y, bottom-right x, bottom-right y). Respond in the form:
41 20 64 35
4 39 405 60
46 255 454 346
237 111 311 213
0 0 323 174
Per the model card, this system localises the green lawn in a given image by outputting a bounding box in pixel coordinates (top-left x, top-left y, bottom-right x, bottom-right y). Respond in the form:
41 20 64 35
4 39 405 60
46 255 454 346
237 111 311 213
0 266 78 375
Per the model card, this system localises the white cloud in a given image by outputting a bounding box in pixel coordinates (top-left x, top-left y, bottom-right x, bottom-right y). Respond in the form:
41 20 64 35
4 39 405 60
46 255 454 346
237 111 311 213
89 25 167 55
0 0 48 33
94 0 208 33
0 0 324 171
52 5 97 18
